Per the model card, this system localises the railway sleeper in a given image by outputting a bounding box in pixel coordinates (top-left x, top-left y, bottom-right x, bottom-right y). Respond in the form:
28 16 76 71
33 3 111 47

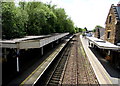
63 54 68 56
48 82 59 85
52 76 60 79
54 72 62 75
56 67 63 70
58 63 64 66
55 69 62 71
51 79 60 82
53 74 61 77
52 74 61 77
52 76 61 79
49 80 59 83
55 68 63 71
51 78 60 81
54 71 62 73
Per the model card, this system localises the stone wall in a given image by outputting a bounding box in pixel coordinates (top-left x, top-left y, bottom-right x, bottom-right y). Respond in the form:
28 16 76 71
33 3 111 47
104 5 117 44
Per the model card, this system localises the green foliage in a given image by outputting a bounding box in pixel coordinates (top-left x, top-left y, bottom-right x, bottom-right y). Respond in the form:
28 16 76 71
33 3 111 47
2 2 27 39
75 27 82 33
95 25 103 29
79 28 83 32
2 2 75 39
93 29 96 32
93 25 104 32
53 8 75 34
84 27 87 31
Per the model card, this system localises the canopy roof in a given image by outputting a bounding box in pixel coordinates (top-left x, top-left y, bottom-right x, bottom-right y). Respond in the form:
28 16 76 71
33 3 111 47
87 37 120 50
0 33 69 49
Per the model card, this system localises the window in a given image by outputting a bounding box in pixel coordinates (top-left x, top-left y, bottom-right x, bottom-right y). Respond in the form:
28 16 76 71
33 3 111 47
109 16 112 23
107 32 110 38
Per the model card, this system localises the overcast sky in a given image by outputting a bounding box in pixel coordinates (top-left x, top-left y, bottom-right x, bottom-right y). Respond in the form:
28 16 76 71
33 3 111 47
14 0 120 30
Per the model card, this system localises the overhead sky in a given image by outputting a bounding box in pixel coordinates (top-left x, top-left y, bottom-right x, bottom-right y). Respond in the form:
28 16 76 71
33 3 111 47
38 0 119 30
14 0 119 30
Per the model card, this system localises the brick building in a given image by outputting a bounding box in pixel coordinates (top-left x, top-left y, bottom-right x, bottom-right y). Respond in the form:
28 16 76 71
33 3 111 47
104 2 120 45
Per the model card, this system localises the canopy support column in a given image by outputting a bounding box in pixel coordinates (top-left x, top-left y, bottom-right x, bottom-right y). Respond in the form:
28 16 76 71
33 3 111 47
88 40 91 47
41 47 43 55
108 50 111 55
16 49 20 72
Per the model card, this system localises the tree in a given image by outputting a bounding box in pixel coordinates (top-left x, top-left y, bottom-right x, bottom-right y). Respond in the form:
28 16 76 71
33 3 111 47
2 2 76 39
93 28 96 32
2 2 27 39
53 8 75 33
84 27 88 31
25 2 57 35
78 28 82 32
65 18 75 33
95 25 103 29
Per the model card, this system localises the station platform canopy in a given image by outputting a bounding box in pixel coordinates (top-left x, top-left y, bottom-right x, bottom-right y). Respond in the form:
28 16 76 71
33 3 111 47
0 33 69 49
87 37 120 50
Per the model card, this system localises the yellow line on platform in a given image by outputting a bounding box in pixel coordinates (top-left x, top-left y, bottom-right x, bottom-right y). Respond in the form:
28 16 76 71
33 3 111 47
20 58 46 85
20 46 61 85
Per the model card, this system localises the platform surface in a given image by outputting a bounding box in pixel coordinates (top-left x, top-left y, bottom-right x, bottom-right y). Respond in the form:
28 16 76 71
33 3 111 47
80 35 120 85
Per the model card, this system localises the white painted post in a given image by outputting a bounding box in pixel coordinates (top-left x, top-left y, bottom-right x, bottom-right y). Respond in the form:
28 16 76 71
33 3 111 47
41 47 43 55
16 49 20 72
108 50 110 55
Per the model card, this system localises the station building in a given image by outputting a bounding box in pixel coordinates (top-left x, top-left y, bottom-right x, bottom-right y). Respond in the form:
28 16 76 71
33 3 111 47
104 2 120 45
88 2 120 69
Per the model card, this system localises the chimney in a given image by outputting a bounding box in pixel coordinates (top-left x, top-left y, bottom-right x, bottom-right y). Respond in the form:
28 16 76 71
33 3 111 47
117 1 120 6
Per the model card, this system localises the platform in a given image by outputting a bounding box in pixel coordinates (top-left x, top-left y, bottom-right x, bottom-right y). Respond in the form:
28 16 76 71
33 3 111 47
20 35 73 85
80 35 120 85
80 35 112 84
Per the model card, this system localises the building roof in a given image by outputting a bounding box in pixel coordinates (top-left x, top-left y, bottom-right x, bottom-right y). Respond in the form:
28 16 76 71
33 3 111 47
111 1 120 21
0 35 49 43
116 6 120 20
0 33 69 49
105 3 120 24
87 37 120 50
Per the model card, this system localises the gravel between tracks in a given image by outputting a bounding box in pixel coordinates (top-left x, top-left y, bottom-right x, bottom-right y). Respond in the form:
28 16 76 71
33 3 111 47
62 34 99 85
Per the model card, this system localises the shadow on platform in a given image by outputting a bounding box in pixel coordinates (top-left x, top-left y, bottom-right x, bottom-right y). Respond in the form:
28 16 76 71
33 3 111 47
89 47 120 79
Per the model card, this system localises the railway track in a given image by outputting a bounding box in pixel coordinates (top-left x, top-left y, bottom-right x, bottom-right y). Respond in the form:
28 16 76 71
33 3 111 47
46 38 71 86
35 34 99 85
62 34 99 85
78 36 99 85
